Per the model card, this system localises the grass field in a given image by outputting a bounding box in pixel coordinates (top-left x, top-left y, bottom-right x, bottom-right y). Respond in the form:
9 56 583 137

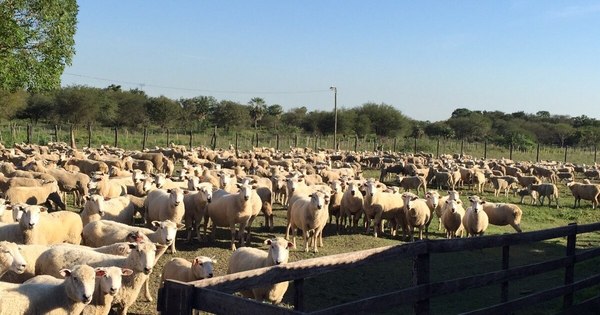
94 168 600 315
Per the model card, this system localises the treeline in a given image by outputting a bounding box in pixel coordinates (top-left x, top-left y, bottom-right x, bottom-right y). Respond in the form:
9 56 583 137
1 85 600 150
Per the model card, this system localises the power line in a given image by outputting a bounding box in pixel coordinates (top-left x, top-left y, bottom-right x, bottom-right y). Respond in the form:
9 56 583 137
63 72 330 95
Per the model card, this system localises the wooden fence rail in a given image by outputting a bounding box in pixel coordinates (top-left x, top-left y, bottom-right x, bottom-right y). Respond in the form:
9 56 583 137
158 222 600 314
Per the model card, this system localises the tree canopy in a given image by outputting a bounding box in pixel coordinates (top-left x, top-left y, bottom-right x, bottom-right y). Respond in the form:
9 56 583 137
0 0 78 91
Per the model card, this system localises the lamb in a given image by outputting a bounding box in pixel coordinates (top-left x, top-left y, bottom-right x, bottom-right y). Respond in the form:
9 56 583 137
427 190 460 232
26 163 91 207
441 199 465 239
226 238 293 304
82 219 181 249
205 183 261 250
339 180 364 232
183 185 213 242
566 181 600 209
0 241 27 277
143 188 187 252
328 180 344 231
482 202 523 233
401 192 432 241
18 205 82 245
516 173 542 188
80 195 136 226
34 242 160 315
362 180 405 238
515 187 539 205
463 196 489 237
4 181 66 211
489 176 514 197
529 183 560 208
286 190 330 253
397 174 427 196
131 159 154 174
160 256 216 286
88 173 127 199
472 170 486 193
130 152 165 173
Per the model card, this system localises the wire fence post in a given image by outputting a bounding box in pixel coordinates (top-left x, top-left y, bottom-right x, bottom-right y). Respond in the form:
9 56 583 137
70 124 76 149
114 127 118 148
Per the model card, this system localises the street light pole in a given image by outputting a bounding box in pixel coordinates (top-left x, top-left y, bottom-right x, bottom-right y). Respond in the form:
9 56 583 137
330 86 337 151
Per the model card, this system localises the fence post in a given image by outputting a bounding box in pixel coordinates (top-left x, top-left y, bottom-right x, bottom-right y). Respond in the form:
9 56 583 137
536 143 540 162
373 138 377 152
255 132 259 148
595 144 597 163
142 127 148 150
87 123 92 148
501 245 510 303
564 146 568 163
211 126 217 150
70 124 76 149
114 127 118 148
509 142 513 160
188 130 193 150
166 128 170 147
413 251 430 314
354 135 358 152
484 140 487 159
294 134 298 148
460 139 464 157
54 125 59 142
414 137 417 154
26 124 31 144
563 223 577 309
276 134 280 151
294 278 305 311
436 139 440 158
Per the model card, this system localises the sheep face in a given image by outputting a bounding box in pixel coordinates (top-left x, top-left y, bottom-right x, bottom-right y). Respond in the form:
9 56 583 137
128 242 157 275
310 191 328 210
445 199 462 213
62 265 102 304
347 182 360 196
468 196 484 213
167 188 184 207
265 238 293 265
151 220 179 245
20 206 45 229
187 176 201 191
363 181 383 197
85 194 106 216
330 181 342 194
131 169 145 184
0 241 27 274
425 191 440 208
447 190 460 200
199 187 213 203
219 173 235 189
192 256 216 279
154 174 167 189
98 266 133 296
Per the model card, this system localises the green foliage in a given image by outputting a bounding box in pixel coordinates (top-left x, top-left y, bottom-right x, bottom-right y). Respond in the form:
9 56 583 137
145 96 181 128
0 89 27 120
355 102 410 137
0 0 78 91
210 100 250 132
248 97 267 129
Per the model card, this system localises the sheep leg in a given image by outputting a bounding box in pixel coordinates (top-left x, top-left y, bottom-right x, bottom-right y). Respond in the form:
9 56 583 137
245 216 255 246
285 222 292 240
143 278 153 302
303 228 310 252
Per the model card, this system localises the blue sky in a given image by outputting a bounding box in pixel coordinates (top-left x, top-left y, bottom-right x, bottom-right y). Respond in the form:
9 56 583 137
61 1 600 122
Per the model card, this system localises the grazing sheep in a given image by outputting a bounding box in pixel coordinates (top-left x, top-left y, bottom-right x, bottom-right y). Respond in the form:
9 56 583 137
463 196 489 237
82 266 133 315
489 176 514 197
516 173 542 188
566 181 600 209
35 242 161 315
401 192 431 241
339 180 364 232
66 157 110 175
430 170 453 190
482 202 523 233
80 195 136 226
205 183 261 250
130 152 165 173
82 219 181 249
362 180 405 238
160 256 216 286
18 206 82 245
226 238 293 304
472 170 487 193
0 264 101 315
441 199 465 239
4 181 66 211
286 190 330 253
144 188 187 252
515 187 539 205
397 175 427 196
529 183 560 208
0 241 27 277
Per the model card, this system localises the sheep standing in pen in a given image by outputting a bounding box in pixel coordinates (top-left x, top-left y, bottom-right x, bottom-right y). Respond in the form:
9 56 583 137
80 194 136 226
340 180 364 232
82 219 181 249
441 199 465 239
0 241 27 277
0 264 101 315
4 180 66 211
362 180 405 238
81 266 133 315
160 256 216 286
18 205 82 245
515 187 539 205
328 180 344 232
227 238 294 304
463 196 489 237
529 183 560 208
144 187 187 253
397 174 427 196
566 181 600 209
183 184 213 242
482 202 523 233
286 190 330 253
401 192 431 241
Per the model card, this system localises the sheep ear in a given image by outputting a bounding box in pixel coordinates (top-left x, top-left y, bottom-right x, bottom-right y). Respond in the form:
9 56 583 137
264 239 273 245
59 269 72 278
104 197 110 201
288 242 295 249
251 184 258 190
411 196 418 201
166 189 172 193
193 257 201 265
95 268 107 277
445 200 449 204
183 190 190 195
481 201 486 204
39 206 48 212
151 221 160 228
176 223 185 229
128 243 138 250
121 268 133 276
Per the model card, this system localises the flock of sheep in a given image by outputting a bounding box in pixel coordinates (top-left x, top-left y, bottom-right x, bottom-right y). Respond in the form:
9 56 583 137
0 141 599 314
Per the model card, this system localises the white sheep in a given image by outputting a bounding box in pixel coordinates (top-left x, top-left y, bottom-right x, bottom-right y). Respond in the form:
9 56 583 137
160 256 216 286
566 181 600 209
482 202 523 233
0 264 101 315
183 185 213 243
227 238 293 304
0 222 23 243
401 192 431 241
441 199 465 239
0 241 27 277
4 181 66 211
88 173 127 199
339 180 364 232
463 196 489 237
143 188 187 252
205 183 261 250
82 266 133 315
82 219 181 249
362 180 405 238
80 194 136 226
286 190 330 253
35 242 160 315
18 205 83 245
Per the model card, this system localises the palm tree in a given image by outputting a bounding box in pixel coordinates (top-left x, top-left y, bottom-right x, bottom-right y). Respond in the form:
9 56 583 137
248 97 267 129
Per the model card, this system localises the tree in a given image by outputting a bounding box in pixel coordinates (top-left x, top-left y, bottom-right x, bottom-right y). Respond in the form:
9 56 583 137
552 123 575 147
145 96 182 128
0 0 78 91
0 89 27 120
424 121 454 139
210 100 250 132
111 90 148 128
248 97 267 129
55 85 109 125
355 102 409 137
180 96 217 130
